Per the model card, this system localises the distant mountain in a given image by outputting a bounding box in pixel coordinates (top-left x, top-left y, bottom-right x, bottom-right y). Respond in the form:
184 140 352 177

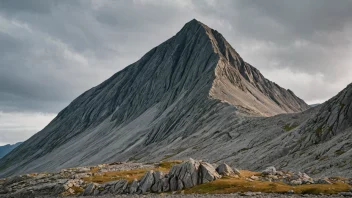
0 142 22 159
309 103 321 107
0 19 311 177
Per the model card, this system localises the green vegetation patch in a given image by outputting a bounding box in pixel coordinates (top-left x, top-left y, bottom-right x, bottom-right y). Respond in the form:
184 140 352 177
283 124 298 131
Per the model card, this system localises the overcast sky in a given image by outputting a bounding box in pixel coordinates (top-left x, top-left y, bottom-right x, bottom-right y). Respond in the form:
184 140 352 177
0 0 351 145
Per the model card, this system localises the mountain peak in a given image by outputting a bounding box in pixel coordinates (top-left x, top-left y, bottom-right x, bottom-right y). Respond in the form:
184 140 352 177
0 19 309 177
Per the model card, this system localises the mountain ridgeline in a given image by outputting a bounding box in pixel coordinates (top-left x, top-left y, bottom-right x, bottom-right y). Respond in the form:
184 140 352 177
0 142 22 159
1 19 350 178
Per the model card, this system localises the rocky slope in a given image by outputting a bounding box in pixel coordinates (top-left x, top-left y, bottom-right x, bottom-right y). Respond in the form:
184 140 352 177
0 19 310 177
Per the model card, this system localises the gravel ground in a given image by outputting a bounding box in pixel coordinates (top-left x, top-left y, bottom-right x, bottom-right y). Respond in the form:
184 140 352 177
60 193 351 198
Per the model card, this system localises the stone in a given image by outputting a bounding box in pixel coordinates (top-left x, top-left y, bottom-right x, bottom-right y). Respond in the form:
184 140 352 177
315 178 332 184
290 180 302 186
169 175 178 192
250 175 259 180
287 190 295 194
93 189 100 196
216 163 236 176
243 192 262 196
276 171 284 176
339 192 352 197
268 175 278 180
198 162 221 184
177 179 184 190
262 166 276 175
138 170 154 194
3 176 24 186
151 171 163 192
129 179 139 194
68 188 75 194
233 168 241 176
168 159 200 188
111 180 128 194
82 183 99 196
161 177 170 192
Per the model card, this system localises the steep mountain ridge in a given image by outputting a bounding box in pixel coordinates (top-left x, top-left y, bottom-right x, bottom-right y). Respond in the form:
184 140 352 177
0 19 309 177
200 21 308 116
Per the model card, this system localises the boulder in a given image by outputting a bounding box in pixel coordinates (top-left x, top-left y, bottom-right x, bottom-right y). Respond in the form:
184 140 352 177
161 177 170 192
169 175 178 191
129 179 139 194
262 166 276 175
216 163 238 176
82 183 99 196
151 171 163 192
168 158 200 188
138 170 154 194
290 180 302 186
198 162 221 184
314 178 332 184
51 184 65 197
177 179 184 191
110 180 128 194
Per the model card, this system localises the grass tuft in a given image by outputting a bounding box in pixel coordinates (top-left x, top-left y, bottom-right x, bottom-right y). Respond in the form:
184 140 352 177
283 124 298 131
184 171 350 195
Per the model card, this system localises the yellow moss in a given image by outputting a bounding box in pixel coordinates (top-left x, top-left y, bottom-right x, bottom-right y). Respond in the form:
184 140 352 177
90 167 99 173
158 160 183 170
83 168 150 183
83 160 184 184
184 176 350 195
71 186 84 194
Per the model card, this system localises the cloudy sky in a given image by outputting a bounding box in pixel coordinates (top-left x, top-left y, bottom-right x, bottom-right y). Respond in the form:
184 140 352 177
0 0 351 145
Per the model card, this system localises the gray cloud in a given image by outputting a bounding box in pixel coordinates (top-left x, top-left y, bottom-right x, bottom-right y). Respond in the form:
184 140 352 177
0 0 351 113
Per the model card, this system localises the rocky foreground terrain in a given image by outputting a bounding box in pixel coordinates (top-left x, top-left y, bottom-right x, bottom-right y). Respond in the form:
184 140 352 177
1 159 351 197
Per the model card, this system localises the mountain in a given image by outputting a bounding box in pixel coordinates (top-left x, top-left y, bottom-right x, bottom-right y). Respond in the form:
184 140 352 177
0 19 309 177
0 142 22 159
309 103 321 107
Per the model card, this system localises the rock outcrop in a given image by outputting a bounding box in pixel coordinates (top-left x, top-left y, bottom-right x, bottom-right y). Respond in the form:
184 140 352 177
82 159 222 196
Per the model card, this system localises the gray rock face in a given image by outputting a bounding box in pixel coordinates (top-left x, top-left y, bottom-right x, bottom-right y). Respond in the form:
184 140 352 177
151 171 163 193
110 180 128 194
138 170 155 194
129 179 139 194
198 162 221 184
169 175 178 192
82 183 98 196
161 177 170 192
169 159 200 189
